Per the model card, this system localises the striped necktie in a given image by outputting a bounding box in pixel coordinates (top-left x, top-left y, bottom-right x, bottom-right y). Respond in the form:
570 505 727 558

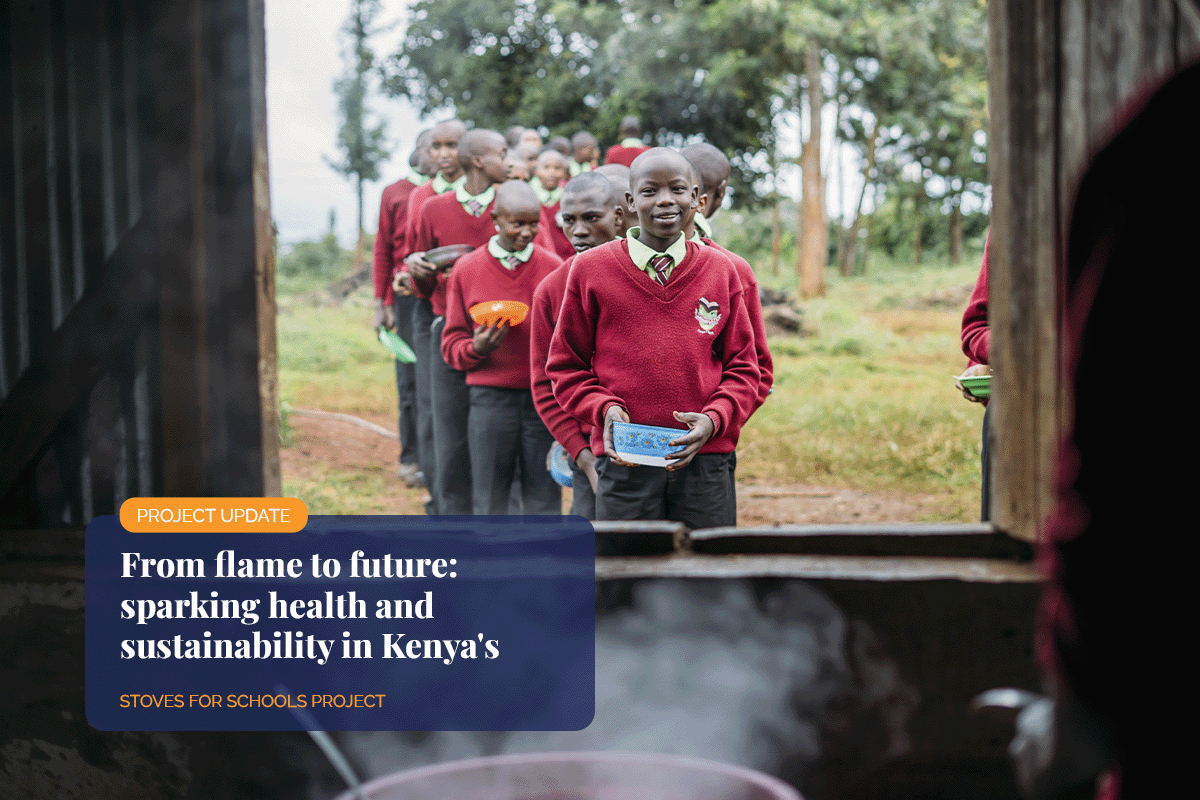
466 198 484 217
504 254 520 270
648 254 672 285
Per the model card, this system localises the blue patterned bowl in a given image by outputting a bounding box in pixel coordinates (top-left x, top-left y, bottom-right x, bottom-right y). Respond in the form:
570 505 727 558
611 421 688 467
548 442 574 487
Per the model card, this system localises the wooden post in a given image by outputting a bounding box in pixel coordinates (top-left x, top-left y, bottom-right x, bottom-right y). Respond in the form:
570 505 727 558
987 0 1200 542
249 0 280 496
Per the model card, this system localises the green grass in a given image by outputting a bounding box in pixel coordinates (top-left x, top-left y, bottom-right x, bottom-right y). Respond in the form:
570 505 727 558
276 253 987 521
277 291 395 416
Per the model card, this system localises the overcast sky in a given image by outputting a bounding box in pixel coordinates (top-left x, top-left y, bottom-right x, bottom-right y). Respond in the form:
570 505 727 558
266 1 440 246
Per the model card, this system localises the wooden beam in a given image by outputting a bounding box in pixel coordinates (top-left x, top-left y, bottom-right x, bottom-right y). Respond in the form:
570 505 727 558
988 0 1063 543
250 0 280 496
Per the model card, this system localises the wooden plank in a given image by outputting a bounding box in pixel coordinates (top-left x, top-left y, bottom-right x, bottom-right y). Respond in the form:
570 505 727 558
1088 0 1122 143
1144 0 1176 81
249 0 280 496
1033 0 1061 548
689 523 1032 559
205 0 265 496
150 0 211 495
594 553 1042 584
1176 0 1200 61
1060 0 1088 226
0 2 17 398
988 0 1064 544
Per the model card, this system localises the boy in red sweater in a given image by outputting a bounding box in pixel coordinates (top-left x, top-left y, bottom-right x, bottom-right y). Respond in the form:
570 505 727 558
393 119 466 512
406 128 510 515
569 131 599 175
531 150 575 260
442 181 563 514
546 148 759 528
530 172 626 519
603 116 651 167
374 129 433 487
593 164 634 237
680 150 773 412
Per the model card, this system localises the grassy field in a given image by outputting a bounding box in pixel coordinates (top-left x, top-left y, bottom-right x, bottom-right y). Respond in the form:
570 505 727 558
276 249 987 521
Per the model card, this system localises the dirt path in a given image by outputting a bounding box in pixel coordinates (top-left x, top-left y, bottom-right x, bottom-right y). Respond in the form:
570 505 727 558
282 410 949 523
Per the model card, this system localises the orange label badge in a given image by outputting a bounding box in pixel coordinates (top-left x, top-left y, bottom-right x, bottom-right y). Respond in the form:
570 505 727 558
119 498 308 532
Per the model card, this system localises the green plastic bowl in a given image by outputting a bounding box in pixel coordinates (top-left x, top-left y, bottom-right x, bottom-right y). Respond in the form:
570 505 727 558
379 329 417 363
957 374 991 400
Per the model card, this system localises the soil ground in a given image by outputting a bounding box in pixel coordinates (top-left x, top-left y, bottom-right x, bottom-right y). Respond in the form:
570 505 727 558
282 410 955 523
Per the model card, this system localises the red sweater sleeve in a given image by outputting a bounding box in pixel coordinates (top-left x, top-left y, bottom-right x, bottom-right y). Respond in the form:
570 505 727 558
546 276 624 431
703 284 760 437
530 264 591 459
409 202 439 300
961 231 990 365
373 188 395 301
715 244 774 410
440 263 487 372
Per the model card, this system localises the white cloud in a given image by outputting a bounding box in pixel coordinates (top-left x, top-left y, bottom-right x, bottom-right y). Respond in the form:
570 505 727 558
265 0 425 245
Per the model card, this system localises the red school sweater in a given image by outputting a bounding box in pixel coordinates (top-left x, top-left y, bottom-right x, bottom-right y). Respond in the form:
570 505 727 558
409 193 498 317
535 201 577 260
530 256 591 459
392 180 444 290
961 231 990 366
603 143 650 168
703 238 774 410
373 177 419 303
442 243 562 388
546 239 760 454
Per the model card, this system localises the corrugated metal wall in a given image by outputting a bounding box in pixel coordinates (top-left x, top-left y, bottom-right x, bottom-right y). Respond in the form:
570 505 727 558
0 0 279 528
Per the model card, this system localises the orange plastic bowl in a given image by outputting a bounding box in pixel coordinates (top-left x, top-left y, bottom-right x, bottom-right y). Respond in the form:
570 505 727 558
469 300 530 327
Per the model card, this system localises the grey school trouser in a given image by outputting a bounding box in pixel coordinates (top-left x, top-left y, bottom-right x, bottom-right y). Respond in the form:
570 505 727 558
467 386 561 515
411 298 438 513
594 452 736 530
429 316 473 515
393 294 419 467
570 460 597 520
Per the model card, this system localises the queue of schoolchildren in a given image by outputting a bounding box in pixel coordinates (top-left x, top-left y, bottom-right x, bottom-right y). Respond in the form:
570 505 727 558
371 115 774 528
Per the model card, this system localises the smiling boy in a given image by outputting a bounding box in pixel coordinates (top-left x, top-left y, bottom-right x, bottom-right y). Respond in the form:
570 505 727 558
441 181 563 514
546 148 759 527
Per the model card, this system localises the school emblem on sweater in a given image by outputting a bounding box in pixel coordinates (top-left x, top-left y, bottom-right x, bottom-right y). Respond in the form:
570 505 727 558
694 297 721 334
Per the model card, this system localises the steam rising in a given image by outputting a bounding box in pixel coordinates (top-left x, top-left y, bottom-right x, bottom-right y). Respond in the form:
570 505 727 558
328 580 917 798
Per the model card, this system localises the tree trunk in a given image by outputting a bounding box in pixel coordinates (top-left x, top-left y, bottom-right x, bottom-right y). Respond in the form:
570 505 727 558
797 44 826 298
949 199 963 264
839 119 877 277
911 195 924 266
771 201 781 275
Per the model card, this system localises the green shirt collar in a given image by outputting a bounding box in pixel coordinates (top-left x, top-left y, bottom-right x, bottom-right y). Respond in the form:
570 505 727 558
431 172 466 194
689 229 705 245
455 182 496 213
530 179 562 206
621 137 644 148
693 213 713 239
487 235 533 266
408 169 431 186
568 161 592 176
626 227 688 282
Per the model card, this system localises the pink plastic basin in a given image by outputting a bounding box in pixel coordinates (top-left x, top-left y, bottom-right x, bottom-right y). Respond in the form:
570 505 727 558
336 751 803 800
